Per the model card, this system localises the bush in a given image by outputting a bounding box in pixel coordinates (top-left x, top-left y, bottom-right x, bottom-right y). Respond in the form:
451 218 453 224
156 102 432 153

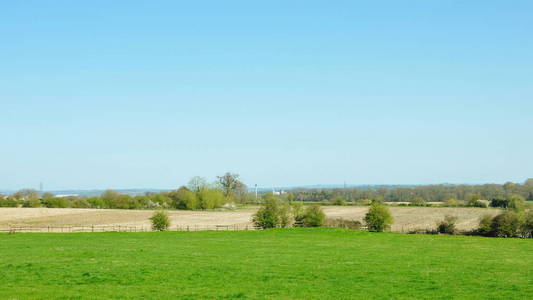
70 198 91 208
477 215 494 236
302 204 325 227
0 198 18 207
520 211 533 238
437 215 458 235
330 196 346 206
253 195 281 229
507 194 525 212
42 197 69 208
23 198 42 208
364 203 393 232
356 199 372 206
443 198 459 207
410 197 427 206
291 202 305 225
150 210 170 231
197 188 226 210
490 211 521 238
168 187 198 210
279 203 294 228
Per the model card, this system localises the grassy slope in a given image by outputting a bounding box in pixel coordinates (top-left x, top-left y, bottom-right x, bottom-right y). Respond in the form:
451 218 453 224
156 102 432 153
0 229 531 300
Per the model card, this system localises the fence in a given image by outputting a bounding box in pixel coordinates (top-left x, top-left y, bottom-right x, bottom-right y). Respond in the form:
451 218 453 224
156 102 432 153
0 224 433 234
0 224 259 234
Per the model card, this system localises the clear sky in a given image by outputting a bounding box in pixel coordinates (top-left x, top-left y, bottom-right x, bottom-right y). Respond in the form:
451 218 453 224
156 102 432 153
1 1 532 190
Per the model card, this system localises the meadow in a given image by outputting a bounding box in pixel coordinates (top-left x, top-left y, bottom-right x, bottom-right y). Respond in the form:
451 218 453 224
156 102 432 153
1 228 531 299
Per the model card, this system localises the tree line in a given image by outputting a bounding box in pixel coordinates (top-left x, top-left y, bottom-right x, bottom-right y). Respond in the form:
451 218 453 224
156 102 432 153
2 177 532 210
288 179 533 203
0 173 252 210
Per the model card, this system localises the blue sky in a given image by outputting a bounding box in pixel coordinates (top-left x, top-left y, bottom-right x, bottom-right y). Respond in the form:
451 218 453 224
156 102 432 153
1 1 532 190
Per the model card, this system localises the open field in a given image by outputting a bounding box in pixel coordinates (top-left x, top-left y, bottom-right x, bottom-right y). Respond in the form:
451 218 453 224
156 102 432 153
0 206 502 232
0 229 531 299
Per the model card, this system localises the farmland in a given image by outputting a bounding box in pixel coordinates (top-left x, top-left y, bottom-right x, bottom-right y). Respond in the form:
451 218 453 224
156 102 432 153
1 228 532 299
0 206 502 232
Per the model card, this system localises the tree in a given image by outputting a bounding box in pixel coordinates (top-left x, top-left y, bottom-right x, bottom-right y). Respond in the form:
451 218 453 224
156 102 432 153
364 203 393 232
217 172 247 201
187 176 208 192
150 210 170 231
42 192 55 199
302 204 325 227
13 189 39 201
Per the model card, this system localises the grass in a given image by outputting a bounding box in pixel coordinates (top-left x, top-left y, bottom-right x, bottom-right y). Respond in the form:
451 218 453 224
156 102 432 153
0 229 532 299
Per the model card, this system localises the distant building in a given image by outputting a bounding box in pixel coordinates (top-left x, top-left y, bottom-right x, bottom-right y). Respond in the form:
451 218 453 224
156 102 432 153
272 190 287 196
54 194 79 198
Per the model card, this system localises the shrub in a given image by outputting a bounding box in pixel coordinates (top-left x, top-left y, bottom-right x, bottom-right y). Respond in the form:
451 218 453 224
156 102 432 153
291 202 305 225
477 215 494 236
70 198 91 208
330 197 346 206
0 198 18 207
42 197 69 208
168 187 198 210
364 203 393 232
410 197 427 206
490 211 521 238
302 204 325 227
356 199 372 206
520 211 533 238
436 215 458 235
23 198 42 208
197 188 226 210
443 198 459 207
278 203 294 228
150 210 170 231
371 196 385 204
253 195 281 229
507 194 525 212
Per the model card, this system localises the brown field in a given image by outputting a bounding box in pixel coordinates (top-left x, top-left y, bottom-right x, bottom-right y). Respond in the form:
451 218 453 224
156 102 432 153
0 206 502 232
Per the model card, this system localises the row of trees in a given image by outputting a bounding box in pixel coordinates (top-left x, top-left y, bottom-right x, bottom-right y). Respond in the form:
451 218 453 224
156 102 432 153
0 173 251 210
289 179 533 203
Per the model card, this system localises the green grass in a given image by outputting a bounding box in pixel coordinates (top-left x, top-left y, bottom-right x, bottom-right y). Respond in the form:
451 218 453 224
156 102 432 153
0 229 532 299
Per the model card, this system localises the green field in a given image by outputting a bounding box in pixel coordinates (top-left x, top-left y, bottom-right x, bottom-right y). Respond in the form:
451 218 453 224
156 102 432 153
1 229 532 299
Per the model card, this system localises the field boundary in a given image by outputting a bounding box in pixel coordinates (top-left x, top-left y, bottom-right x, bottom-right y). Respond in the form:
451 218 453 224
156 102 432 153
0 224 443 234
0 224 260 234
